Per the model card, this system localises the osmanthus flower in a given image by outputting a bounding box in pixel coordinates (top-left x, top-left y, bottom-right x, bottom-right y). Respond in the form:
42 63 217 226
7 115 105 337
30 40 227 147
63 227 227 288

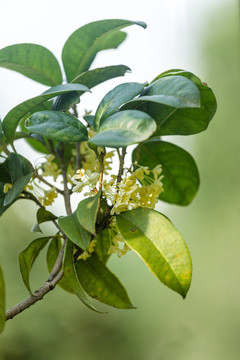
77 239 97 260
40 154 61 181
3 183 12 193
38 188 58 207
102 164 164 215
72 169 100 195
107 218 130 257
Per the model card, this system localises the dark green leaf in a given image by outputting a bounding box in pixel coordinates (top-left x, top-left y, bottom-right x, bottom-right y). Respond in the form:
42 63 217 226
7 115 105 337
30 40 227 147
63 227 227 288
2 83 90 142
63 240 103 312
132 139 200 205
94 229 112 264
89 110 156 148
94 82 146 129
84 115 95 128
46 237 73 293
123 71 216 136
58 211 91 250
76 192 101 234
62 19 146 81
0 43 62 86
4 153 33 206
71 65 131 89
32 208 58 233
0 264 5 334
51 91 80 112
76 256 134 309
26 110 88 143
19 236 52 294
116 208 192 298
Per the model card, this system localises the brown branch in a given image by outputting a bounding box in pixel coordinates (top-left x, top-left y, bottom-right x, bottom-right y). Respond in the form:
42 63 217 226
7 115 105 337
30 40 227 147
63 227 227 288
5 270 64 320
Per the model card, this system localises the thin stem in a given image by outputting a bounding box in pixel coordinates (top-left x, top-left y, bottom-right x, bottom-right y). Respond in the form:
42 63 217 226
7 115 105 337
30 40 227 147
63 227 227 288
34 172 64 195
117 147 127 183
56 144 72 216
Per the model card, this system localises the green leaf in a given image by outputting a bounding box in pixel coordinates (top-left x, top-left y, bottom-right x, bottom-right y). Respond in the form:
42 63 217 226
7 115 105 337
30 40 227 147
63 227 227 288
84 115 95 128
140 75 200 108
63 240 103 312
0 264 5 334
116 208 192 298
2 83 90 142
58 211 91 250
0 43 62 86
89 110 156 148
4 153 33 206
124 72 216 136
76 256 134 309
132 139 200 205
62 19 146 81
71 65 131 89
32 208 58 233
76 192 101 234
46 237 73 293
94 82 146 129
19 236 52 294
26 110 88 143
51 91 80 112
94 229 112 264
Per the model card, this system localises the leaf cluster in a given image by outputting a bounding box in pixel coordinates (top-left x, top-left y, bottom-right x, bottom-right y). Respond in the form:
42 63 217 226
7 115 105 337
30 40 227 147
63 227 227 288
0 19 217 333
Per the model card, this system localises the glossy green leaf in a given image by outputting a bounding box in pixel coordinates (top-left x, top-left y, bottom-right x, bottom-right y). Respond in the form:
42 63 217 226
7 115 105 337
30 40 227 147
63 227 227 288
123 72 216 136
58 211 91 250
94 229 112 264
71 65 131 89
0 43 62 86
84 115 95 128
26 110 88 143
19 236 52 294
46 237 73 293
63 240 103 312
94 82 146 129
51 91 80 112
0 264 5 334
62 19 146 81
32 208 58 233
89 110 156 148
4 153 33 206
116 208 192 298
76 192 101 234
132 139 200 205
2 83 90 142
18 103 52 154
141 75 200 107
76 256 134 309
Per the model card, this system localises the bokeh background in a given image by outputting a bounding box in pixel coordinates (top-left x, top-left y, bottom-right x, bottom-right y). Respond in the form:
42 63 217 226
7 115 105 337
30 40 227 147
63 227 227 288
0 0 239 359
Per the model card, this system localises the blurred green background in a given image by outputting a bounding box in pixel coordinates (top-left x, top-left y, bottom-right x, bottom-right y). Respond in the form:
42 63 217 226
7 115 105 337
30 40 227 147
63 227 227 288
1 2 240 359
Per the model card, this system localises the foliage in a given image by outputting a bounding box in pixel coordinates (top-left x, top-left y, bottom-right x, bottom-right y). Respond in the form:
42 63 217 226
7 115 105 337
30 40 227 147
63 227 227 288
0 19 217 333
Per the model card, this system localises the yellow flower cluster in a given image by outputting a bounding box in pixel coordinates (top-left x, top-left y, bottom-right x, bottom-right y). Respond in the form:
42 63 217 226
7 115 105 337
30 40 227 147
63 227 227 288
103 165 164 215
72 168 99 196
77 239 97 260
41 154 61 181
38 188 58 206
